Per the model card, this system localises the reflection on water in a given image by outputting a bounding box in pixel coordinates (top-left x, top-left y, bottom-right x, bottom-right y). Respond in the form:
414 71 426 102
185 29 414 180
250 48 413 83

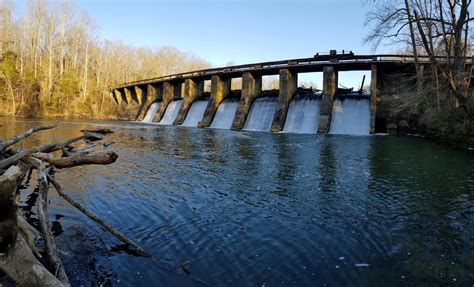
1 117 473 286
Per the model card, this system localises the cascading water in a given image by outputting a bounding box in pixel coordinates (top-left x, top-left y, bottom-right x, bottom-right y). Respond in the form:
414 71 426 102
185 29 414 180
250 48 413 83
329 97 370 135
243 97 278 132
158 100 182 125
142 102 160 123
210 98 239 129
182 100 208 127
283 94 320 134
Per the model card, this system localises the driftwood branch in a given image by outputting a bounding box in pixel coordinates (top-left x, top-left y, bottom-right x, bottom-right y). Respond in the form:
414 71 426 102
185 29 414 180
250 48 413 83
0 123 57 152
32 151 118 169
36 161 69 285
0 124 134 286
48 177 150 257
0 135 86 171
0 165 66 286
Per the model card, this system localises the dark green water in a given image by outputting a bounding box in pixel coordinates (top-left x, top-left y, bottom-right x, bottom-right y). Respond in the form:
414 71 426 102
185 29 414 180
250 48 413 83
1 117 473 286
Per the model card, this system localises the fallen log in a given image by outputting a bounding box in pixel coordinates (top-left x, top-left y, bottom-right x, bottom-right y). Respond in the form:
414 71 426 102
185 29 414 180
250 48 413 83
36 161 69 285
0 124 147 286
0 165 66 287
32 151 118 169
81 128 114 135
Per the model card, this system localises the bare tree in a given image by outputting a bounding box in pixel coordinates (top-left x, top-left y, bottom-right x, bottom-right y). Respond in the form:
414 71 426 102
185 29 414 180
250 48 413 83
365 0 474 120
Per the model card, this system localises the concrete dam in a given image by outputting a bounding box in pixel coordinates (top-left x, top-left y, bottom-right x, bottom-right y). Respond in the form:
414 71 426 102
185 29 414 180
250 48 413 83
111 50 425 134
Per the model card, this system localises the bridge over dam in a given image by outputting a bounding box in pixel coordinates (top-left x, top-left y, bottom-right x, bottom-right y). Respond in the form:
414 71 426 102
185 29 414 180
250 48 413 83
110 50 429 134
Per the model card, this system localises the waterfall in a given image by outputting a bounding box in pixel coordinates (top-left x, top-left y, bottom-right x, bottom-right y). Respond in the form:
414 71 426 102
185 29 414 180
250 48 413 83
182 100 208 127
159 100 182 125
243 97 278 132
142 102 160 123
210 98 239 129
329 98 370 135
283 94 320 133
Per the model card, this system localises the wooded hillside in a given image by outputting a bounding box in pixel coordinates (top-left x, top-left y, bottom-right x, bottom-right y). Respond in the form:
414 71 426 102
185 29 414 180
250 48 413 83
0 0 210 118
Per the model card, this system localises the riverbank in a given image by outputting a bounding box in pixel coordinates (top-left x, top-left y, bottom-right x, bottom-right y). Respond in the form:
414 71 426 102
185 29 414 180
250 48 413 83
405 107 474 150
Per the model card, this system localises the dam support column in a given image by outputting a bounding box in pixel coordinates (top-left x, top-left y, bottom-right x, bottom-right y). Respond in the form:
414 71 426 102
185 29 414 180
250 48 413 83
173 79 203 125
231 72 262 130
271 69 298 132
140 84 162 122
318 66 338 133
124 87 133 104
370 64 378 134
155 82 174 122
173 82 182 100
199 75 231 127
149 83 163 102
112 89 122 105
129 86 140 104
134 85 149 120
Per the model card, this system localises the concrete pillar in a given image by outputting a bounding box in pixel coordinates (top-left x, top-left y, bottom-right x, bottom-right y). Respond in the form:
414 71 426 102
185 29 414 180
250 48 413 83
231 72 262 130
155 82 174 122
129 86 140 103
112 89 122 105
271 69 298 132
370 64 378 134
134 85 148 120
124 87 133 105
173 79 204 125
149 83 163 102
317 66 338 133
148 83 163 102
173 82 182 100
198 75 231 128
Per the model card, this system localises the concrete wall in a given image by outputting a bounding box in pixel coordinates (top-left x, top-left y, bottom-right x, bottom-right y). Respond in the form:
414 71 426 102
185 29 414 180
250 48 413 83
155 82 176 122
317 66 338 133
174 79 204 125
231 72 262 130
271 69 298 132
199 75 231 127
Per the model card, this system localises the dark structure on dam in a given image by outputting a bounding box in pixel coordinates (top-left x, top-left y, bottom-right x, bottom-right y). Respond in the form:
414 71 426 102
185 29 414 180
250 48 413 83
110 50 427 134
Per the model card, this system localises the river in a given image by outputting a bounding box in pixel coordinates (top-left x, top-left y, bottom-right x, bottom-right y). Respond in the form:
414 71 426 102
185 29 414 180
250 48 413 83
1 117 473 286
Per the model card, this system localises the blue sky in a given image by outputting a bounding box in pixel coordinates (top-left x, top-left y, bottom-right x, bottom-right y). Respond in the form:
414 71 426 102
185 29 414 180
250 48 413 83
20 0 394 88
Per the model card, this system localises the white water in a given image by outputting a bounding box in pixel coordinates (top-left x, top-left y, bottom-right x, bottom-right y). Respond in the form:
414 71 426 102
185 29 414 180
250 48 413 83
283 96 320 134
329 98 370 135
182 100 208 127
243 97 278 132
142 102 160 123
210 98 239 129
158 100 182 125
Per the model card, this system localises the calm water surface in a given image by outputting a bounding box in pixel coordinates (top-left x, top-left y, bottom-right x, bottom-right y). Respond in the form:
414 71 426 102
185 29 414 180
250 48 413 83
1 117 473 286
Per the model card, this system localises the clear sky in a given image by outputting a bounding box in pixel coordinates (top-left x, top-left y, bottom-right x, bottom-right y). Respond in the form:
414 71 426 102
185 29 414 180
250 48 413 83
20 0 395 89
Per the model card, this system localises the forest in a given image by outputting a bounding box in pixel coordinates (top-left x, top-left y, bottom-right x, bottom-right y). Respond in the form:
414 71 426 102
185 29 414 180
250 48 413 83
0 0 211 118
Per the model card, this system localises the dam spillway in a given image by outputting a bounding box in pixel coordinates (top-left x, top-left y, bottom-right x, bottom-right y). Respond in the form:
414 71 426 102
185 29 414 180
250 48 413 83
142 102 160 123
181 99 208 127
329 97 371 135
283 94 321 134
135 51 376 135
243 97 278 132
114 51 446 135
142 92 371 135
159 100 182 125
210 98 239 130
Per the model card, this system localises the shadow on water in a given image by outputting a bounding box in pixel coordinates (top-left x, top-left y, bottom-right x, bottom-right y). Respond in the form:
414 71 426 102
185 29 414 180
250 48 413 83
1 117 473 286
